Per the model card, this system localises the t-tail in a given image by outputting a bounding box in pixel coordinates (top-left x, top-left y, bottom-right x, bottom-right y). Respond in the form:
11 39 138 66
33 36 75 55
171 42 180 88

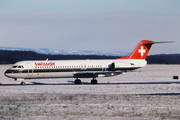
116 40 174 60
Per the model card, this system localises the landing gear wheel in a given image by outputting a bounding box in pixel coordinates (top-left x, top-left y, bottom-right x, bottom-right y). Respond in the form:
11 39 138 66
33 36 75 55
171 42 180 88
74 79 82 84
21 81 25 85
91 79 97 84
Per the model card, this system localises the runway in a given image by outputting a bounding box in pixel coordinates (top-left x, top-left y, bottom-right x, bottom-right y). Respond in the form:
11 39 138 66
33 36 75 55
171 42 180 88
1 80 180 86
1 65 180 119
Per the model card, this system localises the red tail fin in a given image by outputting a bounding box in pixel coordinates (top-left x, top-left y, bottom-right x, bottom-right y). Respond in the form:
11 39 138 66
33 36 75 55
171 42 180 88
117 40 154 59
116 40 174 59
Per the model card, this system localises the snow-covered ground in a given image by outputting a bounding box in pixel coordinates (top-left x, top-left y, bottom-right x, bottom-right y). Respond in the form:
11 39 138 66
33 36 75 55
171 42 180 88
1 64 180 94
1 65 180 119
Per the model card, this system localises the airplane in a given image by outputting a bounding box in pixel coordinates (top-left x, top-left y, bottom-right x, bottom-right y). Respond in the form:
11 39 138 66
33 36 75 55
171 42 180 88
4 40 173 85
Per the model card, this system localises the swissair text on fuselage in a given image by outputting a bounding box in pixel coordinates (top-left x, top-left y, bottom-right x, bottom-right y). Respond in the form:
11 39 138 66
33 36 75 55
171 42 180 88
34 62 55 66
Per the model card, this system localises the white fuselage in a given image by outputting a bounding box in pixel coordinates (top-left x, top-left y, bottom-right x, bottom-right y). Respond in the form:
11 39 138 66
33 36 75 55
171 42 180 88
4 59 146 80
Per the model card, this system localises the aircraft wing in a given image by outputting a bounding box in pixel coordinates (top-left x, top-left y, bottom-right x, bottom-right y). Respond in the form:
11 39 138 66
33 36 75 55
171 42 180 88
73 71 124 78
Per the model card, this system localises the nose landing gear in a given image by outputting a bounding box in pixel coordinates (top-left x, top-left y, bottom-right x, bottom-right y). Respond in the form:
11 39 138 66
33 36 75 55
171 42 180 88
21 81 25 85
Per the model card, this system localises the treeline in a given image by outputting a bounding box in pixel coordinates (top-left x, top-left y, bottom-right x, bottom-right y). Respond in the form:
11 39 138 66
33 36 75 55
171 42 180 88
146 54 180 64
0 50 118 64
0 50 180 64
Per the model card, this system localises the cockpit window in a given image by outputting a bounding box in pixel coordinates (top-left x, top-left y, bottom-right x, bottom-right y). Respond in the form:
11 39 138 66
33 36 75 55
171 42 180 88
18 65 24 68
12 65 24 68
12 66 18 68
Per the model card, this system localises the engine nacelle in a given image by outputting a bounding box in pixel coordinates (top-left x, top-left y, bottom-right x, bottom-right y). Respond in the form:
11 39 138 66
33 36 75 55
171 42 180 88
109 62 115 70
113 60 147 70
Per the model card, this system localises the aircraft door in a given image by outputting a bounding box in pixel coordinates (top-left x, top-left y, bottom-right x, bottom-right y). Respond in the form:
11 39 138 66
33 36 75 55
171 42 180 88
27 63 33 76
101 63 106 71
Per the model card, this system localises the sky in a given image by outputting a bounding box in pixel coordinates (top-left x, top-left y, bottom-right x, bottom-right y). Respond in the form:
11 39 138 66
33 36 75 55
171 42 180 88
0 0 180 55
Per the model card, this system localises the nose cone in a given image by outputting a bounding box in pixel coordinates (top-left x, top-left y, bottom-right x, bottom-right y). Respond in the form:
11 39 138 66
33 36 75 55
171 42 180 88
4 70 8 76
4 70 12 78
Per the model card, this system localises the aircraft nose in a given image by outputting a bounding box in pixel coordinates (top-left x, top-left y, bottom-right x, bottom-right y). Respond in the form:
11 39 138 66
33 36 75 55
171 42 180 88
4 70 8 76
4 70 11 78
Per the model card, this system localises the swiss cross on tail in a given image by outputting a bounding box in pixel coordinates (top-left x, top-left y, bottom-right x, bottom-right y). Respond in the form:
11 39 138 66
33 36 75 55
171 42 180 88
117 40 174 60
138 46 146 58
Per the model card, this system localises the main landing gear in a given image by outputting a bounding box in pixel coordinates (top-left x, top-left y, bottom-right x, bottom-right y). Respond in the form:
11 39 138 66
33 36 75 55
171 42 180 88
91 78 97 84
74 79 82 84
74 78 98 84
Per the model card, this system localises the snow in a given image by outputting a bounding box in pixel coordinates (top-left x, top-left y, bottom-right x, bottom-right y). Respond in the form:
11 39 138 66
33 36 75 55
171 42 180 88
1 64 180 94
1 64 180 119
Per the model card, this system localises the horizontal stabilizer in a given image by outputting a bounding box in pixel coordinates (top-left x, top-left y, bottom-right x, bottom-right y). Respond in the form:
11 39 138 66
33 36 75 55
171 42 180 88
143 41 174 44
